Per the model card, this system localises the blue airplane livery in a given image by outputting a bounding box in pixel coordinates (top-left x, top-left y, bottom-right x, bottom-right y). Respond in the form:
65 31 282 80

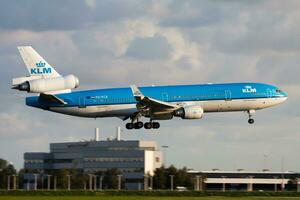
12 46 287 129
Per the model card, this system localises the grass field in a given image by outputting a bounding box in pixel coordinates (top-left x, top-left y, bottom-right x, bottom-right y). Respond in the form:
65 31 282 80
1 197 300 200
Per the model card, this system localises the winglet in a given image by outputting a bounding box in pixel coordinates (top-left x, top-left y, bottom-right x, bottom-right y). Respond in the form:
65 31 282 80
130 85 144 101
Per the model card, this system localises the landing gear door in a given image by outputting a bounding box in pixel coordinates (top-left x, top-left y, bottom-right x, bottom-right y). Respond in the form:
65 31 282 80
225 90 232 101
266 88 273 98
79 96 86 108
161 92 169 102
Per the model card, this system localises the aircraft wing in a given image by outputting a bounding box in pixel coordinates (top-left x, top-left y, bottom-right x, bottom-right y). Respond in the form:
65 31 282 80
39 93 67 105
130 85 178 111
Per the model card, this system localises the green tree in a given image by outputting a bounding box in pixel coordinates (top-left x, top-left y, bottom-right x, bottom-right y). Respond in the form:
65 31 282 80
70 169 87 189
0 159 16 189
153 165 194 190
0 159 8 169
153 166 167 189
103 168 122 189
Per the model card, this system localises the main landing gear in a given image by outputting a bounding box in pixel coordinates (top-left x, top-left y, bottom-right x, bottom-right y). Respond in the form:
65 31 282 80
247 110 255 124
126 121 160 129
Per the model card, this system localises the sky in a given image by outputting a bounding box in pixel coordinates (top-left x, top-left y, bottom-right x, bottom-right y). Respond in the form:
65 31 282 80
0 0 299 171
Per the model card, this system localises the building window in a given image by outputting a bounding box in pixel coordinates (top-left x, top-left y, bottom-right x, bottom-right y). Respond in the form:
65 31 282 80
155 157 160 162
84 157 144 162
25 159 44 164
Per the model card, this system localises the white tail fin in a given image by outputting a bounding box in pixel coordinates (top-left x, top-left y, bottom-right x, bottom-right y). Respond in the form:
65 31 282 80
17 46 61 78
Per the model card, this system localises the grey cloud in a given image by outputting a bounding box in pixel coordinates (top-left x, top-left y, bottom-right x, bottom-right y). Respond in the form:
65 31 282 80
125 34 172 60
0 0 89 31
255 55 300 84
0 0 151 31
159 0 264 28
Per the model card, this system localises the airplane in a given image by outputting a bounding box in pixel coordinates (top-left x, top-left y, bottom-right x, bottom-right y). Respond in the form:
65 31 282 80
12 46 287 129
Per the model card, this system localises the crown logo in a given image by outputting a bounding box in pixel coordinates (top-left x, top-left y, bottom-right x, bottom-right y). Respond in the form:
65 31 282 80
36 61 46 68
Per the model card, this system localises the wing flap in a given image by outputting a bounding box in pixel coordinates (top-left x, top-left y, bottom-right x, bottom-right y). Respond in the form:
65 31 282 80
130 85 177 110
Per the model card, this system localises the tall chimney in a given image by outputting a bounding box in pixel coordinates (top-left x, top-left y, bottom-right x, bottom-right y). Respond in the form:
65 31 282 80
95 128 100 141
116 126 121 141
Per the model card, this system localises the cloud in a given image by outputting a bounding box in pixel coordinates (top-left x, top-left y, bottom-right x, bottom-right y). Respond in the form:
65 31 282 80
0 0 152 32
125 34 172 60
114 19 201 67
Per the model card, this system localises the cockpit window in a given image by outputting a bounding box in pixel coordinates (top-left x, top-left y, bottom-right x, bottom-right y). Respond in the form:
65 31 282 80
276 89 282 93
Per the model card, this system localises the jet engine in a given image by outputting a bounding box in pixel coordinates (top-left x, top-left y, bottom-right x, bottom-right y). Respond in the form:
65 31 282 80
174 105 204 119
13 74 79 93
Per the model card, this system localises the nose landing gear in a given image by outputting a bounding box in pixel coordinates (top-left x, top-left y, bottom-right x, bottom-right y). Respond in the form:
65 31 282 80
247 110 255 124
248 118 254 124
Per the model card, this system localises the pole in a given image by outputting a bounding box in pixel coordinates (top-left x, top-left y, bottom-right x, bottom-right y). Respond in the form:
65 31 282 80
41 175 44 190
221 176 226 192
54 176 57 191
247 176 253 192
47 175 52 190
281 156 285 191
274 176 278 192
170 175 174 191
33 174 38 190
199 176 203 192
27 181 30 191
138 182 141 190
94 175 97 190
144 175 148 190
7 175 10 191
117 175 122 190
150 176 153 189
195 175 200 191
99 176 103 190
67 175 71 190
12 175 18 190
0 169 2 189
89 174 93 191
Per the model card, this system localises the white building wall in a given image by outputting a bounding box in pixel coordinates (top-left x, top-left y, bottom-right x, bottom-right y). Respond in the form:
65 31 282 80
205 178 290 184
144 150 154 176
144 150 163 176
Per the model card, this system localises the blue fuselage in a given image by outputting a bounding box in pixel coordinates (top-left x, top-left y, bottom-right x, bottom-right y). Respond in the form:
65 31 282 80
26 82 287 118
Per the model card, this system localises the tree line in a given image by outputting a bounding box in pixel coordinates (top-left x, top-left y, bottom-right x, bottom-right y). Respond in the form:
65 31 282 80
0 158 195 190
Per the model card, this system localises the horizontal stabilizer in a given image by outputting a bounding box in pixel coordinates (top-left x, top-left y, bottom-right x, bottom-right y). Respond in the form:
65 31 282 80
39 93 66 105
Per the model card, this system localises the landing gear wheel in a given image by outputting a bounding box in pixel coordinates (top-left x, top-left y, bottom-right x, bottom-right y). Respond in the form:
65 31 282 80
134 121 144 129
247 110 255 125
144 122 153 129
126 123 134 129
152 122 160 129
248 118 254 124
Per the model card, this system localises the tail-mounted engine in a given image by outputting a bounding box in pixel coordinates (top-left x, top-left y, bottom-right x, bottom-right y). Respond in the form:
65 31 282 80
12 74 79 93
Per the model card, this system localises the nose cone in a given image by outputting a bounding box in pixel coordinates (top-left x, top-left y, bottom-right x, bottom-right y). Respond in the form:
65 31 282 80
281 90 288 98
278 90 288 104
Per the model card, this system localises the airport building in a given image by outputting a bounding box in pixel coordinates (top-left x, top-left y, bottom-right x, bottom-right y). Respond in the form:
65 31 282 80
189 170 300 191
23 128 162 189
